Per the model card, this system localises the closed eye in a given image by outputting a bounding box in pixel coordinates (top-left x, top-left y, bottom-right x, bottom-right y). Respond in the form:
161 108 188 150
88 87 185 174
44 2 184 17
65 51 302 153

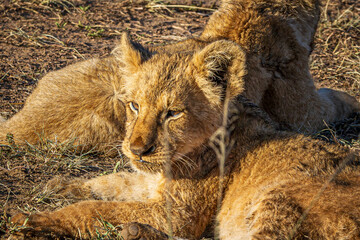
166 110 182 119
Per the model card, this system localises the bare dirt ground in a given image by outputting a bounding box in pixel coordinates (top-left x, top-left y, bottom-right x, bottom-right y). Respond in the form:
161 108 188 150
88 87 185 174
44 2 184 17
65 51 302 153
0 0 359 239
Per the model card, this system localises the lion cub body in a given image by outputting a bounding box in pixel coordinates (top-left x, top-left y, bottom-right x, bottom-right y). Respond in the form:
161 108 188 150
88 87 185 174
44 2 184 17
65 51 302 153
12 112 360 239
201 0 359 131
0 57 127 151
8 0 360 239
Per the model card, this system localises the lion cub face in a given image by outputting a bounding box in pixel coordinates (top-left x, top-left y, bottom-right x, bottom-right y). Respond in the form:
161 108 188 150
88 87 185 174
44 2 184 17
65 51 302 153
116 34 246 173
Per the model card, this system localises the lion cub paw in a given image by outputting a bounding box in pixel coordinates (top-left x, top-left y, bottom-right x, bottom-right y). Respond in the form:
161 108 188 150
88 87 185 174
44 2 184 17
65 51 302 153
121 222 169 240
10 212 51 237
44 176 92 200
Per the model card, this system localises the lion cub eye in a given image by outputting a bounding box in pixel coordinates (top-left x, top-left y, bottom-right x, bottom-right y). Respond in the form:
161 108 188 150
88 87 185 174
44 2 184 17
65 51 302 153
166 110 182 119
129 102 139 113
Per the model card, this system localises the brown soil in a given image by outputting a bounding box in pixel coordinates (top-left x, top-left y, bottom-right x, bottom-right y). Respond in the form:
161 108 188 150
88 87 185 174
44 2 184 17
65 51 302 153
0 0 359 239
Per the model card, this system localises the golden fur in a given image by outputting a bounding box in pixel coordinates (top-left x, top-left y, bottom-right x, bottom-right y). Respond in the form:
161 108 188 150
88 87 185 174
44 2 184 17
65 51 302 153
1 0 358 150
11 103 360 239
0 57 127 152
10 0 360 239
200 0 359 131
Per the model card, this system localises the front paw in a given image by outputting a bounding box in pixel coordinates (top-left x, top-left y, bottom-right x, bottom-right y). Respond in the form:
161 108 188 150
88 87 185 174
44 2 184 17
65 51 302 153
10 213 28 227
121 222 169 240
10 212 51 237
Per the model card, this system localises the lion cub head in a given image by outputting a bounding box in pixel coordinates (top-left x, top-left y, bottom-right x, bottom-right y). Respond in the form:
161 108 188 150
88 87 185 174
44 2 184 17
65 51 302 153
115 34 247 173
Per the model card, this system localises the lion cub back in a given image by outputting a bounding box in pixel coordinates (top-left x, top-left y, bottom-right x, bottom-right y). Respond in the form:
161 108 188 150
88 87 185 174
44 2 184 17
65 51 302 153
0 57 127 151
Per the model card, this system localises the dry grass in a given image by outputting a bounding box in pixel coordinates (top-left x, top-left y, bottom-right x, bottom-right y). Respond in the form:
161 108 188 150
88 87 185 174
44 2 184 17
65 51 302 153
311 0 360 100
0 136 128 239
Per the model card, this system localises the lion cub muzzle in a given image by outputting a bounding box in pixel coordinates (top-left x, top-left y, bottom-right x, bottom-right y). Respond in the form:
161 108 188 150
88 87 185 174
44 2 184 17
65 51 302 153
130 136 156 157
129 117 158 158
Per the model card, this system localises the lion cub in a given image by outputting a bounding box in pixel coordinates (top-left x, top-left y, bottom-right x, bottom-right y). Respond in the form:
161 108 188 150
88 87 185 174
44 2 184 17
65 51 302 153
12 19 360 240
1 0 359 151
7 0 360 238
12 88 360 239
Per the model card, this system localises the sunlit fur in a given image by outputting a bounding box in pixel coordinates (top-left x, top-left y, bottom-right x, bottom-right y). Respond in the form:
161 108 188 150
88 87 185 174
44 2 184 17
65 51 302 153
119 39 244 176
9 0 360 239
1 0 358 153
12 102 360 239
201 0 359 131
0 57 127 153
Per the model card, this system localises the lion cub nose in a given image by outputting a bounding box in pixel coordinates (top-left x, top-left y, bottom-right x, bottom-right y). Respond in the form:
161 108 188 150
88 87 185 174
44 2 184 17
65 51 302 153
130 137 156 156
130 145 156 157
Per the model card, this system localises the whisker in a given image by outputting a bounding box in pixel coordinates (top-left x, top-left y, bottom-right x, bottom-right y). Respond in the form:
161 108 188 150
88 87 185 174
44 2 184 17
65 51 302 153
176 153 197 167
173 153 198 176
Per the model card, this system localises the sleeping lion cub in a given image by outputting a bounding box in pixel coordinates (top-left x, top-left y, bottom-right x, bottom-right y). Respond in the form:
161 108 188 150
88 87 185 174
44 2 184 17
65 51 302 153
11 0 360 239
0 0 358 152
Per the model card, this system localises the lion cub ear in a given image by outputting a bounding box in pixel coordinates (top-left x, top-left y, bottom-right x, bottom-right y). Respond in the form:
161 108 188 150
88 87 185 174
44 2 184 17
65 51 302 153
112 33 152 73
190 40 247 106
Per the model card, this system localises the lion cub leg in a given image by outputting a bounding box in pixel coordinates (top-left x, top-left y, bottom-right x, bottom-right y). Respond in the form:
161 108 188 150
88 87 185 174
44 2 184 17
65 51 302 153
11 200 170 239
46 172 164 202
262 80 359 133
12 181 215 239
12 176 220 239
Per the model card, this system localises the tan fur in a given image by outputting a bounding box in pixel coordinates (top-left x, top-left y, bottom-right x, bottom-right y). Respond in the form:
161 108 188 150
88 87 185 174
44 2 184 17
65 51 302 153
12 1 360 240
11 103 360 239
10 0 360 239
0 57 127 152
200 0 359 132
1 0 359 150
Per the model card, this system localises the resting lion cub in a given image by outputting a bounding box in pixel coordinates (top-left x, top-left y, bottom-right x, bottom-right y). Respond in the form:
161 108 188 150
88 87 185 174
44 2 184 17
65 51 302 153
7 0 360 238
1 0 358 151
12 84 360 239
11 3 360 238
